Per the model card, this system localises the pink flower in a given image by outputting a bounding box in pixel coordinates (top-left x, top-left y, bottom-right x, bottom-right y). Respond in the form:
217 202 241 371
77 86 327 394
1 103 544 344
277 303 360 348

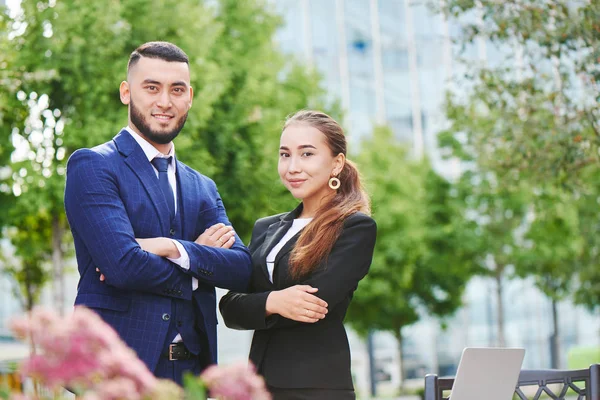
9 307 272 400
200 361 271 400
149 379 185 400
8 317 31 340
86 377 141 400
9 307 158 398
81 393 102 400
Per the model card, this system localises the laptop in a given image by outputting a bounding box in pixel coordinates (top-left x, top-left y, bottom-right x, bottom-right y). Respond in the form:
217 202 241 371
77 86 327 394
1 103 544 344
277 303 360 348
448 347 526 400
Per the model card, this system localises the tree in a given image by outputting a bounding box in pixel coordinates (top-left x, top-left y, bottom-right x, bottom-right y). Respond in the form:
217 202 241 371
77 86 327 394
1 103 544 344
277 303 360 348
346 127 478 387
440 0 600 187
1 197 56 311
439 0 600 329
0 0 327 310
514 187 583 367
3 223 51 311
457 168 533 347
570 171 600 314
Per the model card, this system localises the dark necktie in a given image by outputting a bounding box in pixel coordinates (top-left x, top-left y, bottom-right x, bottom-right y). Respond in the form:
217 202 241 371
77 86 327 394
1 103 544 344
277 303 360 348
151 157 175 220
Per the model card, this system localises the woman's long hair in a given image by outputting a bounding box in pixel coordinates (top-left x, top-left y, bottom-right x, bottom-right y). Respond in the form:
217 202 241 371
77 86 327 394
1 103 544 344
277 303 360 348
284 110 371 279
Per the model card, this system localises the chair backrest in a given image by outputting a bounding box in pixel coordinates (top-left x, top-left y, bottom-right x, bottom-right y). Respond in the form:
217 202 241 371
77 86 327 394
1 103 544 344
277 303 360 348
424 364 600 400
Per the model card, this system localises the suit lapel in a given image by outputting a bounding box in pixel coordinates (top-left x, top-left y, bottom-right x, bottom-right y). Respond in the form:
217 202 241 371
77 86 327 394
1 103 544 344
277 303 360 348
114 130 170 235
274 232 299 265
176 163 199 240
255 203 304 282
256 219 293 282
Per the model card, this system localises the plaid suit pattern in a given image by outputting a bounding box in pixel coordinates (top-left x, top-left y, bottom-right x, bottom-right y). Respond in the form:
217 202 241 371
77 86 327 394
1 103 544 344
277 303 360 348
65 130 252 372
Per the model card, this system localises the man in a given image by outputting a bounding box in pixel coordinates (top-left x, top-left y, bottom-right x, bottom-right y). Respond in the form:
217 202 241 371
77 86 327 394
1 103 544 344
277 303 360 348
64 41 252 384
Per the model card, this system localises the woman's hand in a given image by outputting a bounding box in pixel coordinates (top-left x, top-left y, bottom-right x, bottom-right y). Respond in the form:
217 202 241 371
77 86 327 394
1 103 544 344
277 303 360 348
195 223 236 249
265 285 328 323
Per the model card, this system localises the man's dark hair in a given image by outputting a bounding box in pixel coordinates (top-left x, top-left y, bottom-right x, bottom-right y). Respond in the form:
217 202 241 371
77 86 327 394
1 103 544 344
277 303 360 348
127 41 189 73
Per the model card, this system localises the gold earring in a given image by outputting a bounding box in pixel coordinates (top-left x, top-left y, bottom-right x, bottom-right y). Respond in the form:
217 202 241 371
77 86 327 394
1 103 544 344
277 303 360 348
329 176 341 190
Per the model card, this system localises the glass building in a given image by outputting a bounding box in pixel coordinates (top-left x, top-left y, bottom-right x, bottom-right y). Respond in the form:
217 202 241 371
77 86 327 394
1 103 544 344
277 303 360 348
273 0 458 170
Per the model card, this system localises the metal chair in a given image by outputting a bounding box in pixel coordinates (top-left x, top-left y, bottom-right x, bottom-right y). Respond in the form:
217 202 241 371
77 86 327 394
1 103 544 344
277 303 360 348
424 364 600 400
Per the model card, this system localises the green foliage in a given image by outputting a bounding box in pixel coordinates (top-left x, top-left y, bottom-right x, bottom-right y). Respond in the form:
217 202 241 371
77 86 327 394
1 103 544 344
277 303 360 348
0 385 9 400
571 172 600 311
346 127 477 338
440 0 600 186
182 372 206 400
515 188 582 301
458 170 531 277
2 202 54 309
567 346 600 369
414 169 481 317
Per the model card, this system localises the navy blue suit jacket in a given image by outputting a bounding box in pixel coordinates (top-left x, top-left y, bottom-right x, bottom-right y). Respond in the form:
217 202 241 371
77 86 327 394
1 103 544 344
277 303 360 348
64 129 251 371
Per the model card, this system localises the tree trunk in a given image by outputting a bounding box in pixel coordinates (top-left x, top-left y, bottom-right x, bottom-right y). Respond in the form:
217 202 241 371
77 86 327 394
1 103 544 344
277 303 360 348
367 330 377 397
550 298 561 368
487 281 495 346
51 215 65 315
24 262 35 311
495 271 506 347
396 329 405 391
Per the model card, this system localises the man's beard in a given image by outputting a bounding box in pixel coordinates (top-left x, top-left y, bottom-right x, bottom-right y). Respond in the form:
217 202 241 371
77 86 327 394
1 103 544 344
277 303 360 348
130 99 188 145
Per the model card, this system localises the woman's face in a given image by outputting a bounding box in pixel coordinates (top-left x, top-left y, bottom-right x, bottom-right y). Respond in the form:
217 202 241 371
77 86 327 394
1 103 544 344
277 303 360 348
278 123 342 205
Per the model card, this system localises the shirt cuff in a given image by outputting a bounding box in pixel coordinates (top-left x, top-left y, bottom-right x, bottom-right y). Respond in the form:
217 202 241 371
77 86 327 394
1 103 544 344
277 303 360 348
168 240 198 291
167 240 189 269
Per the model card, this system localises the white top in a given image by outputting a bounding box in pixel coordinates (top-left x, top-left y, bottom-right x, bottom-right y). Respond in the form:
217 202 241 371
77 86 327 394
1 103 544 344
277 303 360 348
266 218 312 282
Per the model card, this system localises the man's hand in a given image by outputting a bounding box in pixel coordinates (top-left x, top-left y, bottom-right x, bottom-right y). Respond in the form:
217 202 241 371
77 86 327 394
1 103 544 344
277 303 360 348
195 223 235 249
95 237 181 282
135 237 181 258
265 285 328 323
96 267 105 282
95 225 238 282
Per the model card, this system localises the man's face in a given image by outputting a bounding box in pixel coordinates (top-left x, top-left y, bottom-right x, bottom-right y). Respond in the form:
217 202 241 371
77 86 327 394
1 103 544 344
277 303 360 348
120 57 193 146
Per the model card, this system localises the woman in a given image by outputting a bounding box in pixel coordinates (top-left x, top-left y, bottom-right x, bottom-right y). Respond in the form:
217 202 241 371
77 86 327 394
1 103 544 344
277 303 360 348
219 110 377 400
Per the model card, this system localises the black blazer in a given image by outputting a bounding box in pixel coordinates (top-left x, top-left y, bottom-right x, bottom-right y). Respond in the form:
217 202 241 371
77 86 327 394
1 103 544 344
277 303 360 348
219 204 377 390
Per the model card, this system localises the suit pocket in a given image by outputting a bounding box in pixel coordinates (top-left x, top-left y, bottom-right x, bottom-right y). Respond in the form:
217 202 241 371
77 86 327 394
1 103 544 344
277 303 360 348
75 292 131 312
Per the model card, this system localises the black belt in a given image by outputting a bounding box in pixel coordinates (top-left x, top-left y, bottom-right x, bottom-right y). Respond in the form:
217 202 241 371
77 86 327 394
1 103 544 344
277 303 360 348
162 342 193 361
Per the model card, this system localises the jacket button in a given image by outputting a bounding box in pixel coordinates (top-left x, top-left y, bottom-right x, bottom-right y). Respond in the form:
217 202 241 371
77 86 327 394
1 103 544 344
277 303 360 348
177 321 183 327
169 228 176 235
162 313 170 321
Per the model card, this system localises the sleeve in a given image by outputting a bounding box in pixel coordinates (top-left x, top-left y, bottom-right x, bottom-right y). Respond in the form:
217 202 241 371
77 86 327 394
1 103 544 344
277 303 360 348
168 240 198 291
176 180 252 292
64 149 193 300
219 214 377 331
